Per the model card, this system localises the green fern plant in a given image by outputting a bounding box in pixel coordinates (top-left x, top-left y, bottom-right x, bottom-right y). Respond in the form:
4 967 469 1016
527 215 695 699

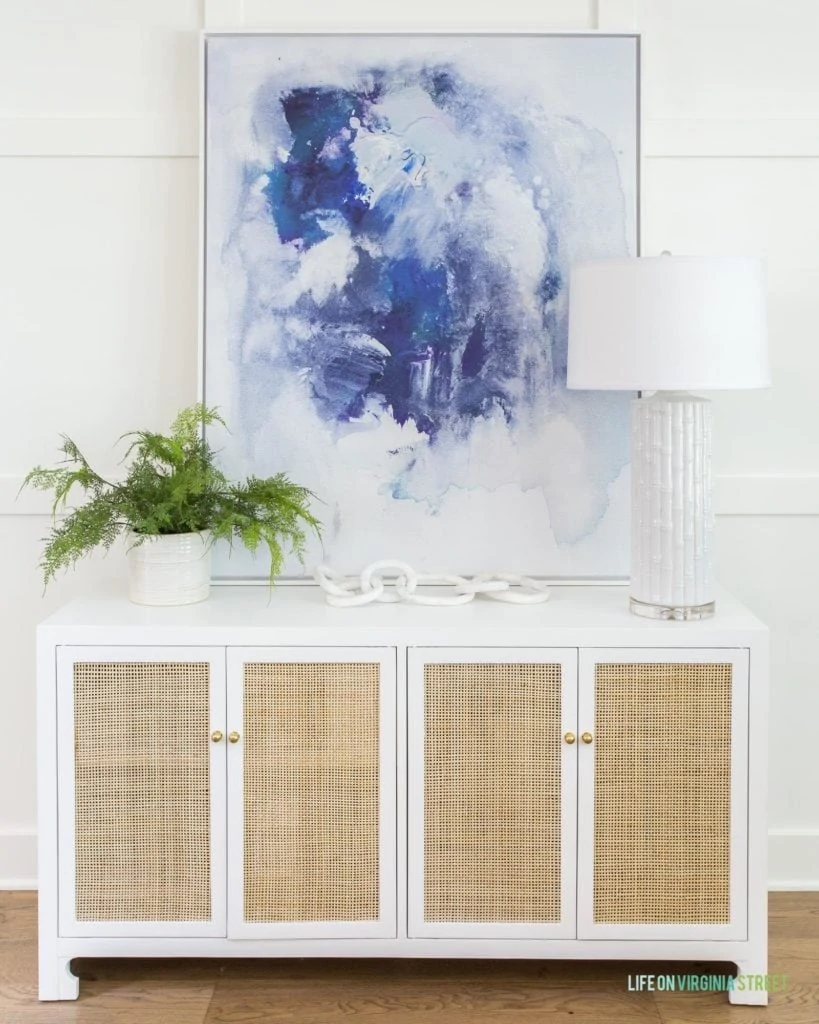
23 404 321 586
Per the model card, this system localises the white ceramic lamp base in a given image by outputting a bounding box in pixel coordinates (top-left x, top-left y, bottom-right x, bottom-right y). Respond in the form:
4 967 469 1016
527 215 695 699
630 392 715 620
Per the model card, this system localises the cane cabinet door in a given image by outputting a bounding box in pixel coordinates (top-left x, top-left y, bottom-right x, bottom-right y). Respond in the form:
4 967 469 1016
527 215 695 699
577 648 749 941
408 648 578 938
56 647 227 937
226 647 397 939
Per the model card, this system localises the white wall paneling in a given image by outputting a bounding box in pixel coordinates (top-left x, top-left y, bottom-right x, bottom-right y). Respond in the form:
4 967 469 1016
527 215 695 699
204 0 245 30
0 158 199 477
637 0 819 122
0 832 37 891
0 3 201 119
769 831 819 891
643 158 819 477
239 2 596 31
596 0 637 32
715 475 819 517
0 0 817 888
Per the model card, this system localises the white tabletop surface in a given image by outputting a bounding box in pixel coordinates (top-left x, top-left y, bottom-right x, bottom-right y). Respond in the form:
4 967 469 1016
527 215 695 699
39 583 766 639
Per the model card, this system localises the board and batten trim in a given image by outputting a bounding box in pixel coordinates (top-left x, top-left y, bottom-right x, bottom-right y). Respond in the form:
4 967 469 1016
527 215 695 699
644 118 819 159
0 117 198 158
769 830 819 891
5 473 819 518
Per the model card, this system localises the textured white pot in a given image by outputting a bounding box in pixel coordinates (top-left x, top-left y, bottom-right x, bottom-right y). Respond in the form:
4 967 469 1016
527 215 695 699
127 531 212 606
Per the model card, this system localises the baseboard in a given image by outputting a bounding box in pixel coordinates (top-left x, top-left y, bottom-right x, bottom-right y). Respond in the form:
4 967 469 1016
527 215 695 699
2 829 818 892
768 829 819 890
0 830 37 890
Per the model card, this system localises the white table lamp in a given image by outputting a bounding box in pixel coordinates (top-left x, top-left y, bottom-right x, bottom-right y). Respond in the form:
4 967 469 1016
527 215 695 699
568 255 769 619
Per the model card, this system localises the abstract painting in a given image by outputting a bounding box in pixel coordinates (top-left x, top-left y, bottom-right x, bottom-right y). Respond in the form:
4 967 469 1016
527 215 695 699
203 33 639 579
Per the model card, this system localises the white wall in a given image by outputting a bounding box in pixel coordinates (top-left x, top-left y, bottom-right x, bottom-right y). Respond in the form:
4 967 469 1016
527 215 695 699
1 0 817 887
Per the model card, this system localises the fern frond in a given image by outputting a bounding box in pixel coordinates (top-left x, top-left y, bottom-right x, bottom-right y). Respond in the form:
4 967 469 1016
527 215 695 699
38 498 121 585
171 403 226 444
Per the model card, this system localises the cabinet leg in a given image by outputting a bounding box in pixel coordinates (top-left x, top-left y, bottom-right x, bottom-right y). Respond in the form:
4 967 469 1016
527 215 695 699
38 956 79 1001
728 957 769 1006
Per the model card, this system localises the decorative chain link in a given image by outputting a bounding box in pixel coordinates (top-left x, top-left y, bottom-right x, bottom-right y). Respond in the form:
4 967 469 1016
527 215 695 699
314 561 550 608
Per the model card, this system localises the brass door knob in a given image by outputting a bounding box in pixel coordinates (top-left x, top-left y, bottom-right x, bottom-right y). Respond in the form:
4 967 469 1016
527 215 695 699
211 730 223 743
228 731 241 744
564 732 576 745
581 731 594 744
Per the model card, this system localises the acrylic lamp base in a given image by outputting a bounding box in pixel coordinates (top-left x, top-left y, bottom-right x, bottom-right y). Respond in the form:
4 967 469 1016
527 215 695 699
629 596 716 621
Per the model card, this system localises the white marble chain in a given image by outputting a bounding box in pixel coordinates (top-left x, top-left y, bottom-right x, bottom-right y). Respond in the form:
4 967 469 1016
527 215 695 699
314 561 550 608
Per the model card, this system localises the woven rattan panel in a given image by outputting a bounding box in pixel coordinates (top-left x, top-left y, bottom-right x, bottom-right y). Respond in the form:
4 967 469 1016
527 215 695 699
73 662 211 922
594 662 732 925
243 662 380 923
424 663 562 923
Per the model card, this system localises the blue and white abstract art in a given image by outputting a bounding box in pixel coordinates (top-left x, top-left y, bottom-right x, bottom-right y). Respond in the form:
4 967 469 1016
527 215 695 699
204 34 638 579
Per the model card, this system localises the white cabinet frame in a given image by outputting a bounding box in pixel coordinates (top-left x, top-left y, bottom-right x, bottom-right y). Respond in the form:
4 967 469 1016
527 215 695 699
407 647 578 939
56 646 227 939
226 647 397 939
577 647 749 942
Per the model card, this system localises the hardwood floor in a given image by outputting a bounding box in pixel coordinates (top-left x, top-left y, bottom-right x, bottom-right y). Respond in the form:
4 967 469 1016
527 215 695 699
2 892 818 1023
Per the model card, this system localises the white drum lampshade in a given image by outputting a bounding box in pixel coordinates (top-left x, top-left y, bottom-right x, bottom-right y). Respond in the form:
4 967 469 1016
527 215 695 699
568 255 769 619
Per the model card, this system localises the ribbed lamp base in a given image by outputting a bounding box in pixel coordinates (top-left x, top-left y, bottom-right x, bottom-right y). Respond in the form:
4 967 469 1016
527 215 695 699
630 392 715 619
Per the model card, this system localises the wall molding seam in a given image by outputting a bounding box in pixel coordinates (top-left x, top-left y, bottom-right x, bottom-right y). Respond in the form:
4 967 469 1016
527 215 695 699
3 473 819 518
0 117 198 158
644 118 819 158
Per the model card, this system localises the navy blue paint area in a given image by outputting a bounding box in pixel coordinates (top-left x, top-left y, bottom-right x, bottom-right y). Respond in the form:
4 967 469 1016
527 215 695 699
264 87 374 246
461 314 487 379
259 66 575 442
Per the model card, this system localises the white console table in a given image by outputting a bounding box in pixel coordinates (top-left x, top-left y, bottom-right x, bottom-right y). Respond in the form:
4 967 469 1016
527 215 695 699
37 584 768 1004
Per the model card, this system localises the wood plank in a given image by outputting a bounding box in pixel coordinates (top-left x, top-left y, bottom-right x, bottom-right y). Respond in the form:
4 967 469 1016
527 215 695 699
0 892 37 940
768 938 819 983
770 892 819 938
203 979 661 1024
653 985 819 1024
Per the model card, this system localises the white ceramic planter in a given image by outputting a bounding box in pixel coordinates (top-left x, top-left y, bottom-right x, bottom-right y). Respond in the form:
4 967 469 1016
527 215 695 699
127 531 212 606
